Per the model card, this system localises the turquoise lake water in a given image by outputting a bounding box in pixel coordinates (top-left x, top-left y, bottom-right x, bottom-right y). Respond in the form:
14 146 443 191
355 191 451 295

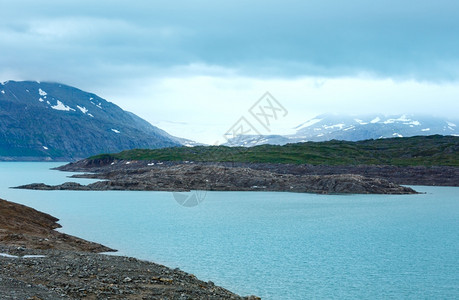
0 162 458 299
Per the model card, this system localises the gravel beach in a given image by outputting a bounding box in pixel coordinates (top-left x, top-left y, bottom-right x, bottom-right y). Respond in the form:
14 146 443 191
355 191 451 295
0 245 256 299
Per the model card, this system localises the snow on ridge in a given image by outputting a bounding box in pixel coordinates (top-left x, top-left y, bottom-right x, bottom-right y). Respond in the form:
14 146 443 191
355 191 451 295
392 133 403 138
421 128 431 132
51 100 75 112
295 118 322 130
323 123 345 130
43 146 48 150
38 97 44 102
111 129 120 134
88 113 94 117
354 119 368 125
447 121 457 127
383 115 411 124
1 90 4 94
77 105 88 114
89 99 103 109
370 117 381 123
404 120 421 126
343 125 355 131
38 88 47 96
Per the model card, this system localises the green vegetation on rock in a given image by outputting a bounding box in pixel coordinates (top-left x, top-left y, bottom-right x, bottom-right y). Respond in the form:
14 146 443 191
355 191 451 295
90 135 459 166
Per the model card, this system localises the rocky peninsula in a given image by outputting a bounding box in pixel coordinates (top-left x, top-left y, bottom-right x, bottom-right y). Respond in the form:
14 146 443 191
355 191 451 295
0 198 258 299
15 159 418 194
0 198 113 253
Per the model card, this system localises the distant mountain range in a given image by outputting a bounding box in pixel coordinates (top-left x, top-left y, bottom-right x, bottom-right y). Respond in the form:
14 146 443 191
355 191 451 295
0 81 194 160
226 114 459 146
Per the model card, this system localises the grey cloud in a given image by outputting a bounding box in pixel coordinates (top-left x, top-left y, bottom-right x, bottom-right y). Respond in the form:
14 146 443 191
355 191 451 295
1 0 459 87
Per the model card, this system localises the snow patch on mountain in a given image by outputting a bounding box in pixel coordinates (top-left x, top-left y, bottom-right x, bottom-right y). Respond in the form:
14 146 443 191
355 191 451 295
324 123 345 130
51 100 75 111
77 105 88 114
111 129 120 134
383 115 410 124
1 90 4 94
355 119 368 125
38 88 47 96
405 120 421 126
370 117 381 123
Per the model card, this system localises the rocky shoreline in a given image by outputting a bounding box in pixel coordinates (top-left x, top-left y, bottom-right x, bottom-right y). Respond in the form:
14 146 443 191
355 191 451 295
15 160 418 195
0 245 254 300
0 198 258 299
0 199 113 253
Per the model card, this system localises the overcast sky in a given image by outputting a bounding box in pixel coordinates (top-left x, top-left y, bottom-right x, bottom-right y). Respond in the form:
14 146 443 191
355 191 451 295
1 0 459 143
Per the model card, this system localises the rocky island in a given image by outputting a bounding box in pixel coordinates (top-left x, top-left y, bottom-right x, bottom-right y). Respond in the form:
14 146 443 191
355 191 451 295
0 198 258 299
15 159 417 195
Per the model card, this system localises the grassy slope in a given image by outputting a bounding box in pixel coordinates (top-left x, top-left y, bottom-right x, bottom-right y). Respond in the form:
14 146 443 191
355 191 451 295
90 135 459 166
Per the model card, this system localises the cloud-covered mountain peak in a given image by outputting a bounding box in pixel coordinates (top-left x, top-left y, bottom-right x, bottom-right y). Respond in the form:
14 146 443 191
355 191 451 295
225 113 459 147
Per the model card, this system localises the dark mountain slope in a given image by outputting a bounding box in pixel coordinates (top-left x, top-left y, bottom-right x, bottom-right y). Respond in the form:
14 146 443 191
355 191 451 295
0 81 181 160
